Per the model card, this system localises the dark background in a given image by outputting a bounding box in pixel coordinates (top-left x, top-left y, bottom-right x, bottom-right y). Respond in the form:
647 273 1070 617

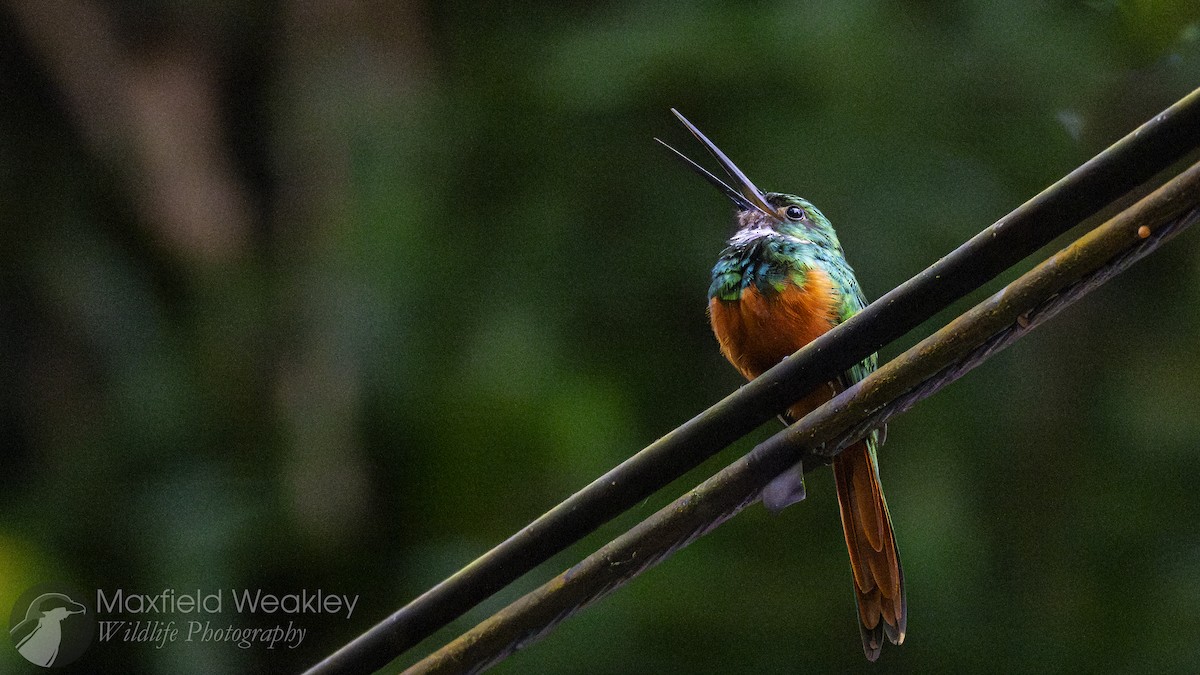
2 1 1200 673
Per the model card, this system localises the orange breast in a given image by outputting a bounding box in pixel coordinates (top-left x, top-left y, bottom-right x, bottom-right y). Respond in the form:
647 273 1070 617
709 267 840 417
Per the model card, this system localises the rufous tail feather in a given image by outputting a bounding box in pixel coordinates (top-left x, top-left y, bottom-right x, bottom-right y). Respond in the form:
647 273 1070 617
832 439 906 661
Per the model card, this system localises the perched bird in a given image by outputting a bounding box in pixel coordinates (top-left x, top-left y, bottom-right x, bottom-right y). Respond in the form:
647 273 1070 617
658 110 906 660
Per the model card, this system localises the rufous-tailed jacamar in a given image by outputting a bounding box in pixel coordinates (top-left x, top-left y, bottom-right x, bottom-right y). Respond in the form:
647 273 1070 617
659 110 906 661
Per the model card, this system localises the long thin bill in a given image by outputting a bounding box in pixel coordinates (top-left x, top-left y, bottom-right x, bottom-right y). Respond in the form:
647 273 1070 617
669 109 775 218
655 138 757 212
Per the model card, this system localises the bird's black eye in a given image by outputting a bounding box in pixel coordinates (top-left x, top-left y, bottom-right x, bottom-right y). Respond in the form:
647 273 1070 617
785 205 805 221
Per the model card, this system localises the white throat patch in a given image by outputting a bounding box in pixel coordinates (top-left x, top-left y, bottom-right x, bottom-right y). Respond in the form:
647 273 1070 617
728 226 811 247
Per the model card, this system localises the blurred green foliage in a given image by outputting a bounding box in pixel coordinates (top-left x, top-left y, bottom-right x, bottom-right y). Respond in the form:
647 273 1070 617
2 0 1200 672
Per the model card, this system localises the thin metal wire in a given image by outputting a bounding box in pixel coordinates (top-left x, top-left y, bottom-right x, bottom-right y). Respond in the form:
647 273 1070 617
828 205 1200 459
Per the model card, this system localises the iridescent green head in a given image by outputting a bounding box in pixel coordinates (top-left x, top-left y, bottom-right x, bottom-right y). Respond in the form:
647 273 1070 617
657 109 841 251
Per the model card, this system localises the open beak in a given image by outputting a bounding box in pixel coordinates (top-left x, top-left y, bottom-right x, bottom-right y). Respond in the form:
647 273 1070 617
655 108 777 220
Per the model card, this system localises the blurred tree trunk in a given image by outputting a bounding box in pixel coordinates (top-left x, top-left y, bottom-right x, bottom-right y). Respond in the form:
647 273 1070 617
271 0 435 544
4 0 252 267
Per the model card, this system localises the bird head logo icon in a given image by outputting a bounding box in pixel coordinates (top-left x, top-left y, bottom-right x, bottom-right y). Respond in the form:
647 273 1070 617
9 591 90 667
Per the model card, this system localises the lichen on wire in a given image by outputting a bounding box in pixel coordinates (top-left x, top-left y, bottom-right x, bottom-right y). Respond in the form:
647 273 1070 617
831 204 1199 459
